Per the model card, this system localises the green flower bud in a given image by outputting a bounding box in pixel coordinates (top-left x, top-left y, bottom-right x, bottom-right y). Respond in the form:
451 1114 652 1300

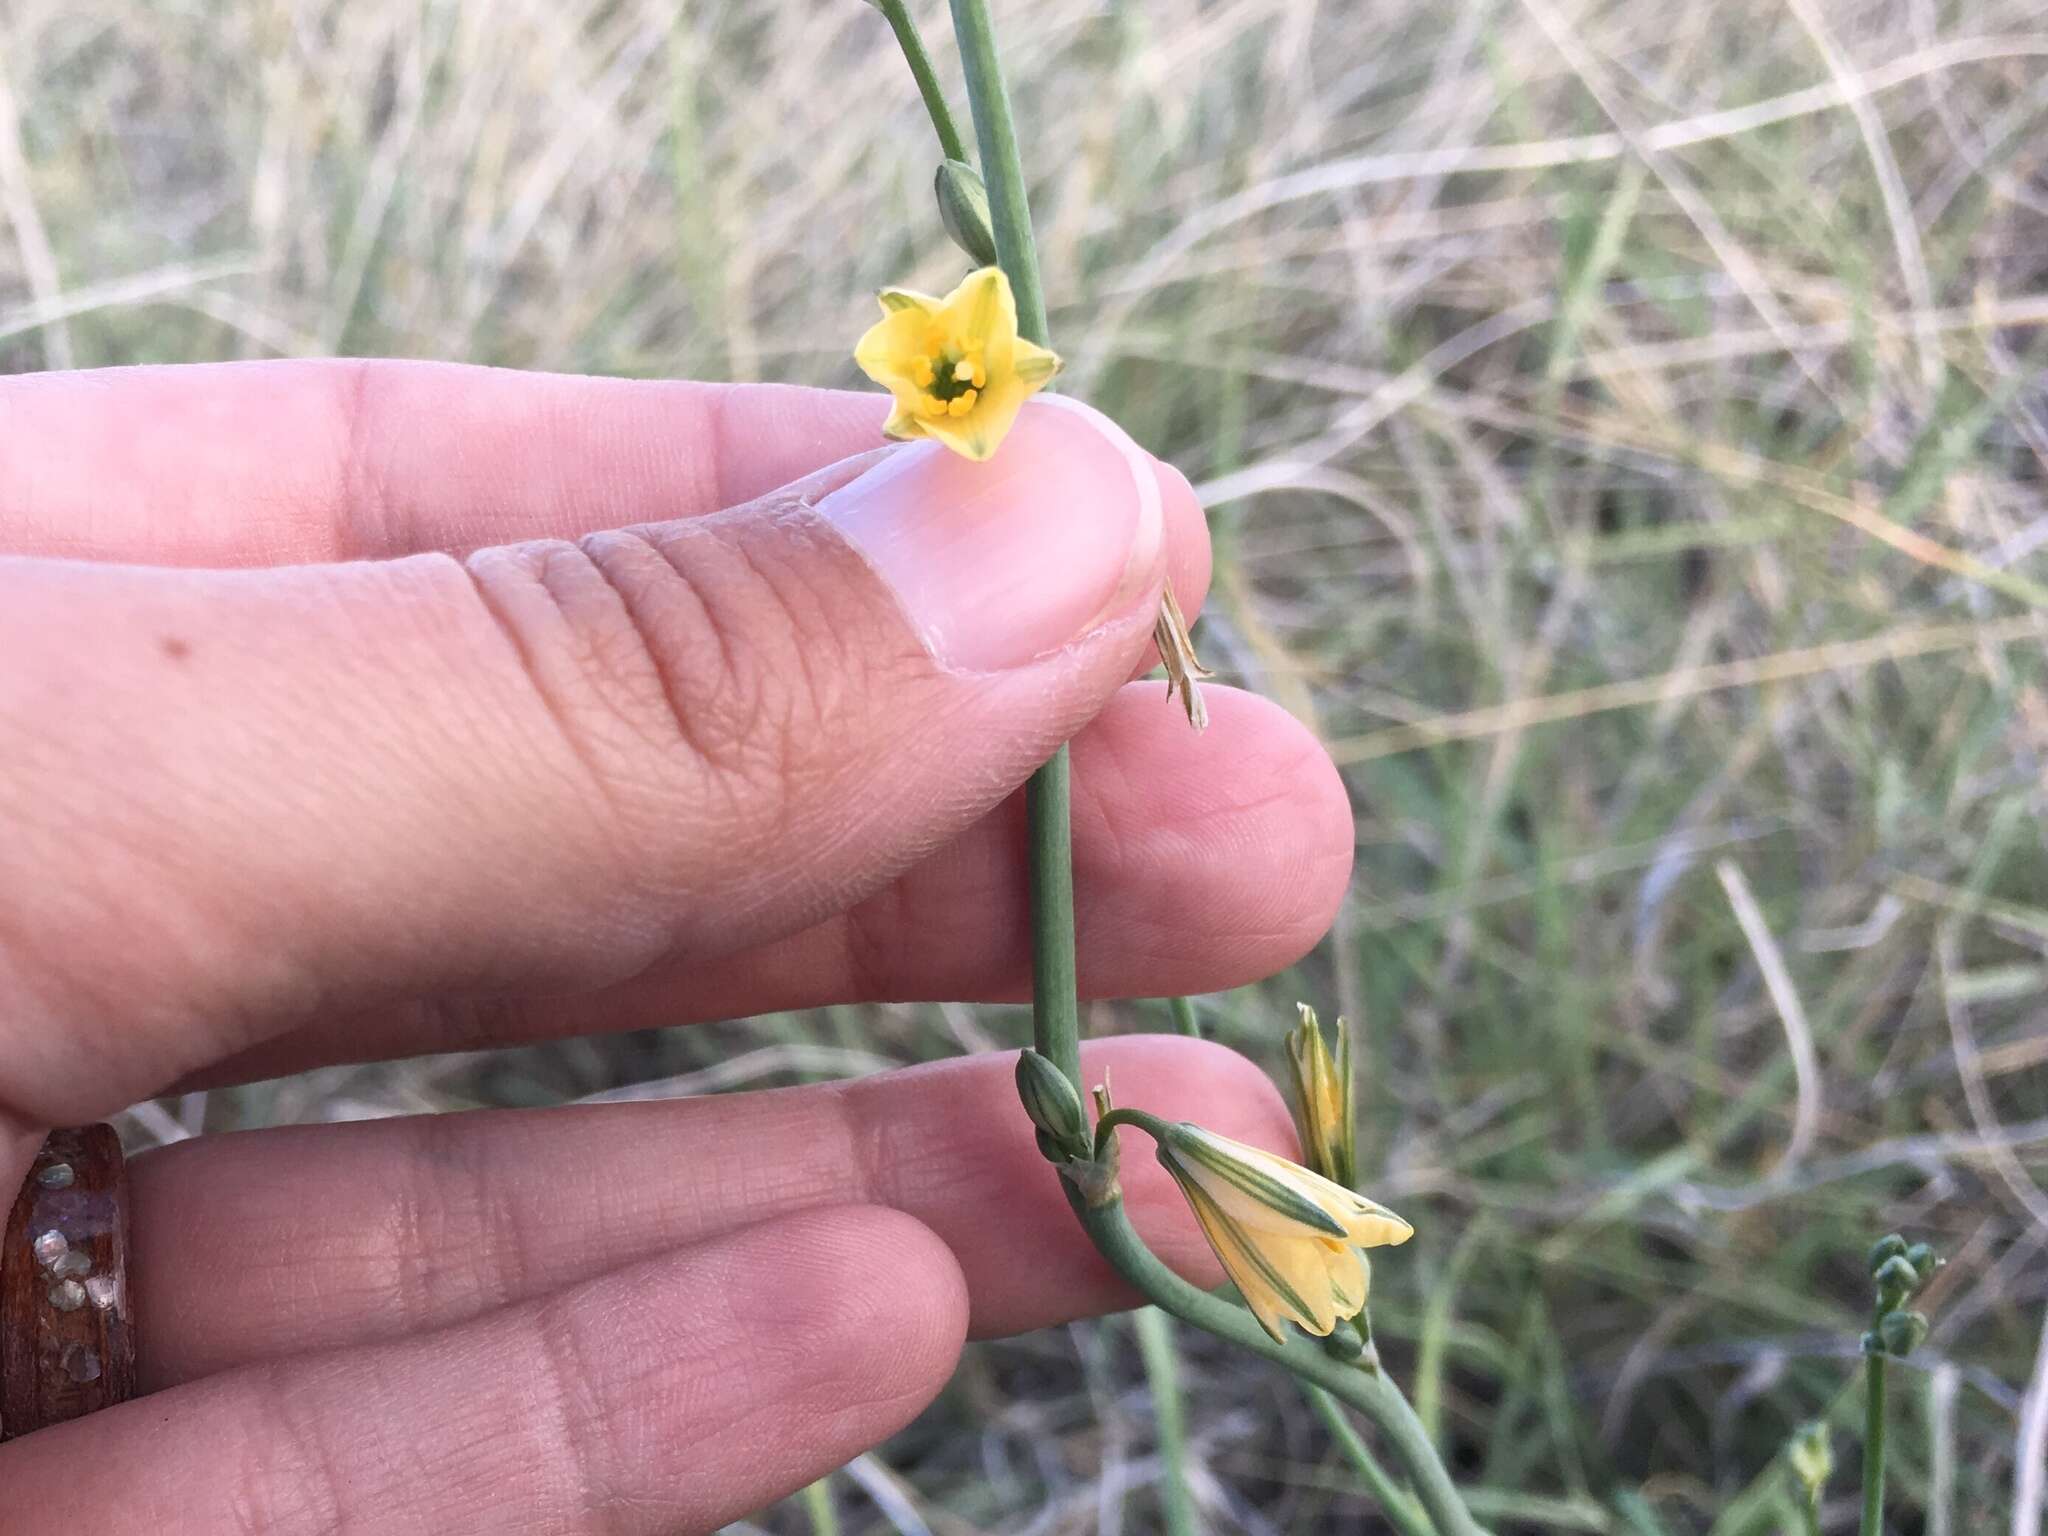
1285 1003 1357 1189
935 159 999 267
1786 1420 1833 1497
1904 1241 1940 1284
1878 1310 1929 1358
1867 1233 1908 1275
1321 1319 1368 1362
1873 1254 1919 1311
1015 1049 1089 1159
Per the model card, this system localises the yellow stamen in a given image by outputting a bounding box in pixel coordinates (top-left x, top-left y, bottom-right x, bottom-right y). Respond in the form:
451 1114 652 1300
921 393 947 417
948 389 977 417
911 355 935 387
970 359 987 388
953 358 977 384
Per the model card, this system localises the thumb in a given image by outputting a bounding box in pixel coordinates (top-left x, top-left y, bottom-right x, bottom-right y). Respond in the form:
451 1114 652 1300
0 398 1177 1119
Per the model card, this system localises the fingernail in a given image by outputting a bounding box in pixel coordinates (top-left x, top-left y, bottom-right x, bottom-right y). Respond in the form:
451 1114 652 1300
815 397 1164 672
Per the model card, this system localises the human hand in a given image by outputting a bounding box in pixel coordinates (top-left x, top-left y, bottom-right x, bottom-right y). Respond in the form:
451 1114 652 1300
0 361 1352 1531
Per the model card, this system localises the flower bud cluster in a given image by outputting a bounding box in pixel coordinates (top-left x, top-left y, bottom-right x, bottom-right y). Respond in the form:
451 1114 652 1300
1860 1232 1940 1359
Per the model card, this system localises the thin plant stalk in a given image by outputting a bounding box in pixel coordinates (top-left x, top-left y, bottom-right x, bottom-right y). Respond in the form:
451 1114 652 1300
1134 1307 1200 1536
871 0 969 164
1168 994 1201 1038
1305 1385 1435 1536
942 7 1482 1534
802 1474 841 1536
946 0 1074 1090
1862 1355 1887 1536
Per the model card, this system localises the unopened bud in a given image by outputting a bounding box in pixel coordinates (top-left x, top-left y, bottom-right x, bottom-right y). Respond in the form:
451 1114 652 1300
1016 1049 1089 1158
1878 1310 1929 1357
935 160 999 267
1874 1254 1919 1311
1867 1233 1908 1275
1904 1241 1940 1285
1285 1002 1356 1188
1321 1319 1367 1362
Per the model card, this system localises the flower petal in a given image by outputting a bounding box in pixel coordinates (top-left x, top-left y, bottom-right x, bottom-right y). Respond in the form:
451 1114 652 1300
1179 1177 1323 1341
1178 1129 1412 1246
1163 1126 1349 1237
951 378 1034 461
876 285 939 316
853 306 941 393
939 265 1013 352
916 413 997 462
1011 338 1062 385
881 406 928 442
1325 1242 1369 1316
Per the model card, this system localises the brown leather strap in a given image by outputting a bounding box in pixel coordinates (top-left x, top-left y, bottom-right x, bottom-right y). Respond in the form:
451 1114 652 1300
1 1126 138 1439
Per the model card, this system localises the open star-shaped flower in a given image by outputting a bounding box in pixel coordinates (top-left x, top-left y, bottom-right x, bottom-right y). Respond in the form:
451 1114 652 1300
853 266 1061 460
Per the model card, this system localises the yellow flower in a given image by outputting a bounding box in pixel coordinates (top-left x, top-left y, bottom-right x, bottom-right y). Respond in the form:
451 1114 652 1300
852 266 1061 461
1156 1122 1411 1343
1285 1003 1355 1188
1787 1421 1834 1500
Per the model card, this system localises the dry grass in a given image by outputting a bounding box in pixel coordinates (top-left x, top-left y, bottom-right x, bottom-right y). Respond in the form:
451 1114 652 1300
6 0 2048 1529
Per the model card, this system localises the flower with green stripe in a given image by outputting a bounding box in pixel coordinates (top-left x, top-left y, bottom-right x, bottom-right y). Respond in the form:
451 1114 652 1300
1156 1122 1411 1342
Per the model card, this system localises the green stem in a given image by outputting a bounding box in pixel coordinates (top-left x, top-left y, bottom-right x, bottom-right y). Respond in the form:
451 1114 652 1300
948 0 1050 345
1068 1184 1486 1536
1094 1105 1173 1148
948 0 1071 1093
1134 1307 1200 1536
1304 1386 1437 1536
1027 749 1081 1086
1861 1354 1887 1536
802 1474 841 1536
1168 994 1202 1038
1797 1495 1822 1536
942 8 1473 1535
872 0 969 163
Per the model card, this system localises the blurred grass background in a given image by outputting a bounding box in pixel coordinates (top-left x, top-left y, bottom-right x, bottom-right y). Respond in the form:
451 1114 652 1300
5 0 2048 1529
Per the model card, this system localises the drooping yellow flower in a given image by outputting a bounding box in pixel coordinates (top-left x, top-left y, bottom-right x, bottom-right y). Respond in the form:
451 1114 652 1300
1156 1122 1411 1343
1285 1003 1355 1188
852 266 1061 461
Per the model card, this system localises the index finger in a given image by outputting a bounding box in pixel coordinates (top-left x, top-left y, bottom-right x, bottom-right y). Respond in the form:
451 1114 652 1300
0 361 890 565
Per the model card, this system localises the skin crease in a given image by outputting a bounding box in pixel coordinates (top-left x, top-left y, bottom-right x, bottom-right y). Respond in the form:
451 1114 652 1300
0 362 1355 1534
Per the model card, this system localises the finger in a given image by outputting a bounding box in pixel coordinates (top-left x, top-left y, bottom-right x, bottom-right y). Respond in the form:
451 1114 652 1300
0 398 1192 1123
196 684 1347 1082
131 1036 1288 1387
0 362 890 564
0 1206 968 1536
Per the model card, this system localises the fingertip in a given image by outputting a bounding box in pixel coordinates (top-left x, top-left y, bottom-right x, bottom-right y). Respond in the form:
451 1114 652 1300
1154 457 1212 623
818 394 1163 675
1074 684 1354 993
